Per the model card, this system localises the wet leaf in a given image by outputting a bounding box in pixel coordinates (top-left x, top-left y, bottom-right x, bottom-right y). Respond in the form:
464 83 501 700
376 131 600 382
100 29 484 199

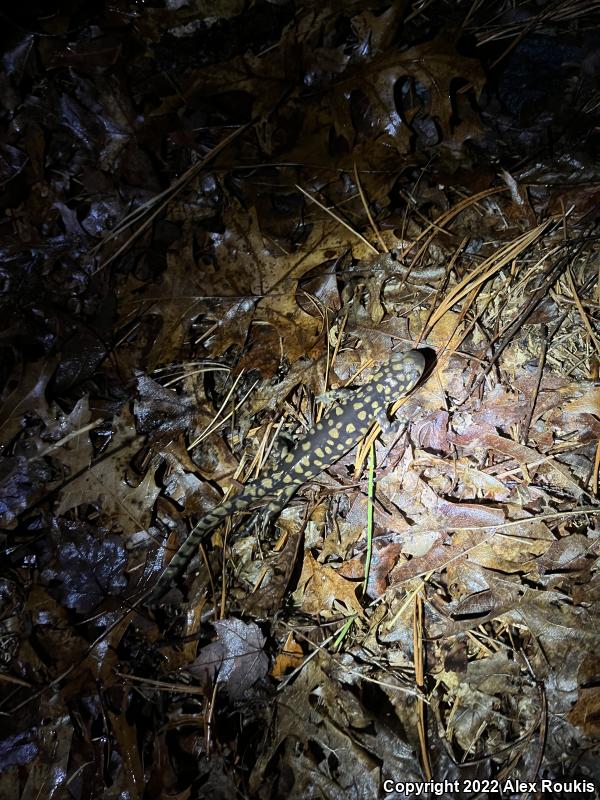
40 520 127 612
187 618 268 700
0 358 57 445
55 408 158 531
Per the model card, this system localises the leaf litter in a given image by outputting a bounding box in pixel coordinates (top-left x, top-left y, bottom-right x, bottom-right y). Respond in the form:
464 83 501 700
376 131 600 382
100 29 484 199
1 2 600 798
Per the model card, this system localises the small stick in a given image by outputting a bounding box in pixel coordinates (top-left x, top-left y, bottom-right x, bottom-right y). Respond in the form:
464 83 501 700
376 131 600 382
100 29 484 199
521 324 548 445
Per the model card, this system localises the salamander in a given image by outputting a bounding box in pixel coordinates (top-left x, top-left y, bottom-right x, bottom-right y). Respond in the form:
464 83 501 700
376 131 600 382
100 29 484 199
147 348 425 602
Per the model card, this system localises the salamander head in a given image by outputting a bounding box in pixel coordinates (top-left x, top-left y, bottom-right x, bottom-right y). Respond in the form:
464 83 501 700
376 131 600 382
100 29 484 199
373 349 426 394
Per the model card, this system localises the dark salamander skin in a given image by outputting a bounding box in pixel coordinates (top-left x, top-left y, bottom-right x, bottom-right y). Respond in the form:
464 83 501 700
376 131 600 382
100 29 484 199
147 349 425 602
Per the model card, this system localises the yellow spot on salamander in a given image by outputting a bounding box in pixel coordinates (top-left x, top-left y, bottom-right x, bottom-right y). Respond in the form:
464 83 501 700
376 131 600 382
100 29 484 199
293 463 305 474
314 447 325 458
284 453 294 463
345 422 356 434
301 440 311 451
263 478 273 489
376 383 385 393
330 428 339 439
335 406 344 416
352 401 364 410
282 474 293 484
357 409 367 421
324 445 333 455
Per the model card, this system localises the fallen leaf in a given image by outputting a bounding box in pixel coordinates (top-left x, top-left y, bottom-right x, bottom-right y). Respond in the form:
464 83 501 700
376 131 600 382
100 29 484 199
187 618 269 700
294 551 364 618
56 407 159 531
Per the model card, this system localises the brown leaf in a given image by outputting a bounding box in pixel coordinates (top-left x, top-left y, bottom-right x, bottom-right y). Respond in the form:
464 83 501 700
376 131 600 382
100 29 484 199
107 708 144 798
568 687 600 737
134 374 197 441
0 357 58 445
56 407 158 531
294 551 364 618
271 633 304 680
45 397 93 475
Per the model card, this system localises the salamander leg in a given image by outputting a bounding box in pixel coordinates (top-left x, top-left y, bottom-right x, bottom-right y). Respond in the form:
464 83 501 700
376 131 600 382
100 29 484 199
315 387 355 406
276 430 296 457
238 483 298 537
376 408 411 435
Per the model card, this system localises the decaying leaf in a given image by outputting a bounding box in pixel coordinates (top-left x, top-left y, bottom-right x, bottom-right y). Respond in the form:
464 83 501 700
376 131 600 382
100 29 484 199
250 653 423 797
187 618 269 700
0 358 58 445
271 633 304 680
55 407 158 531
294 551 364 619
40 519 127 613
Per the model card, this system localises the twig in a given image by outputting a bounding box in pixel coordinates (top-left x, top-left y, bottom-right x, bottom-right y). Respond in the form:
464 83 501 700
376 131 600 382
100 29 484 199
353 162 387 253
414 592 432 780
521 324 548 445
296 184 378 254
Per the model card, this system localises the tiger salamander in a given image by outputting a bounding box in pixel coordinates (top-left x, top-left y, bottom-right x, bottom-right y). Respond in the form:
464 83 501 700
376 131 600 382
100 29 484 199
148 349 425 602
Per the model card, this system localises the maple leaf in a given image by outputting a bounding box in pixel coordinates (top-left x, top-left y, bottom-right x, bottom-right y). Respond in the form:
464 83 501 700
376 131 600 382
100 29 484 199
187 619 269 700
